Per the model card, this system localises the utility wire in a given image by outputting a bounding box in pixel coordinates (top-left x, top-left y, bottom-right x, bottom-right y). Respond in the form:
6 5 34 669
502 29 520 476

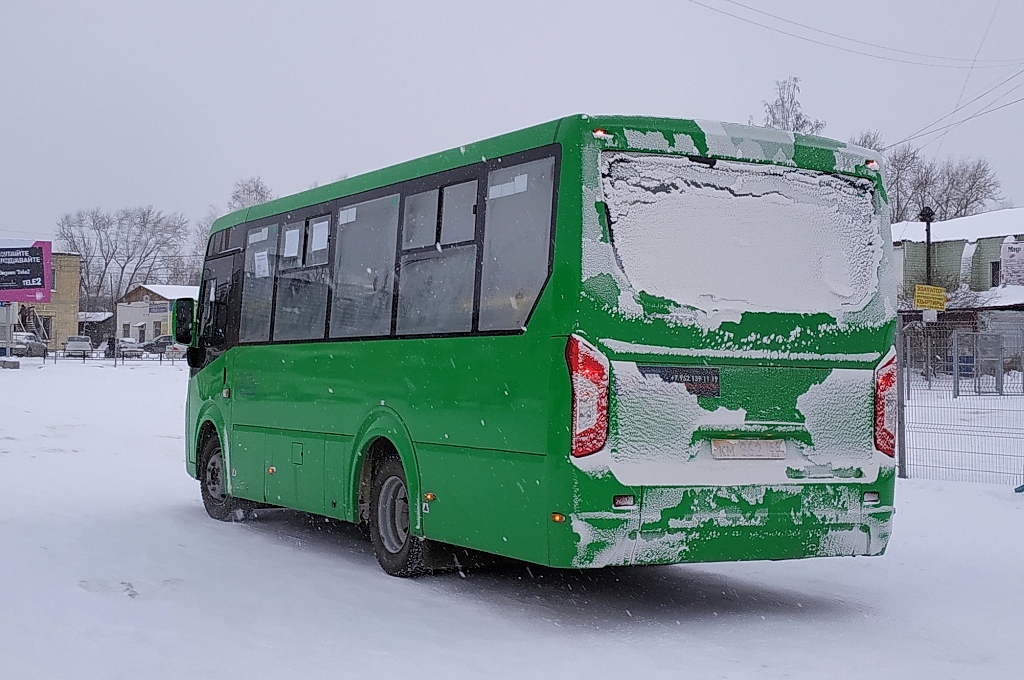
717 0 1023 65
886 66 1024 148
686 0 1022 69
887 94 1024 147
936 1 1001 154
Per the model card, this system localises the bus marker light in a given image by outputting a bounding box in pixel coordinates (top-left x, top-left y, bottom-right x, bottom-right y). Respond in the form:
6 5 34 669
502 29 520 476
864 491 880 505
592 129 614 141
267 466 276 475
551 513 566 523
613 495 635 508
424 492 436 502
866 159 880 171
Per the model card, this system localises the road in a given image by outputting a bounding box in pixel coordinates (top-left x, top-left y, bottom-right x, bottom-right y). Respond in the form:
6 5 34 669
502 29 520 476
1 359 1021 679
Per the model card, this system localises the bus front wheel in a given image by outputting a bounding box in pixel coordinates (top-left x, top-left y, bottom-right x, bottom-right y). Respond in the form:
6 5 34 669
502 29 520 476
370 456 427 577
199 434 256 522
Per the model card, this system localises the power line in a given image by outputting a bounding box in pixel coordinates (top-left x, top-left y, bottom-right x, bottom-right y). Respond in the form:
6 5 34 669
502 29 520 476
686 0 1023 69
886 67 1024 148
887 94 1024 147
717 0 1023 65
936 1 1001 154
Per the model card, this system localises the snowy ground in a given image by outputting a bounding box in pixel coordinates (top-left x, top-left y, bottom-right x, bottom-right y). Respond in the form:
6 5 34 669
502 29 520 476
1 360 1022 679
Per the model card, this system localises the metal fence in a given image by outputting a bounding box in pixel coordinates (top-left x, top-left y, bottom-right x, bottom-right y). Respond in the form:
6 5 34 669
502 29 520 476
897 317 1024 485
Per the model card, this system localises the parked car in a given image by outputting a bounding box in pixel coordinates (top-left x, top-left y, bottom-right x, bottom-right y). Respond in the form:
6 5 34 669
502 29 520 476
11 332 47 358
64 336 94 358
117 337 144 358
164 341 188 359
142 334 175 354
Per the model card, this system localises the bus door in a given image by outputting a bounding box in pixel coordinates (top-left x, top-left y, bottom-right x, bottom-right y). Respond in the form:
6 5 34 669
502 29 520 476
197 251 265 502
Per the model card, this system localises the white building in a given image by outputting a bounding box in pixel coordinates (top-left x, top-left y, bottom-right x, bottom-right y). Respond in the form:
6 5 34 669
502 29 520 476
116 284 199 343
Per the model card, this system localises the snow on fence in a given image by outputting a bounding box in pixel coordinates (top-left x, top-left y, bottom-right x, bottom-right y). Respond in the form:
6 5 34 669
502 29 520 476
898 317 1024 486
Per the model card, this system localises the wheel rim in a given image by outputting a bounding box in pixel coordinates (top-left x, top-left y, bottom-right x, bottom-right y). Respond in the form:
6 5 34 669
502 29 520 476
378 475 409 554
204 450 227 504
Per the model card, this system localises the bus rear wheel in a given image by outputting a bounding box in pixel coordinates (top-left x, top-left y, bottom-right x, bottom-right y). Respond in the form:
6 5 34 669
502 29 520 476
199 434 256 522
370 456 427 577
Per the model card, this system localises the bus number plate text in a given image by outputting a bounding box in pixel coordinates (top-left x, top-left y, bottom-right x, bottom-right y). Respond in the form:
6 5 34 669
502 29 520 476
711 439 786 460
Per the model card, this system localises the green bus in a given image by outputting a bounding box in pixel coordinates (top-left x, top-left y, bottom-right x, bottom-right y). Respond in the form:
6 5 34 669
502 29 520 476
174 115 898 576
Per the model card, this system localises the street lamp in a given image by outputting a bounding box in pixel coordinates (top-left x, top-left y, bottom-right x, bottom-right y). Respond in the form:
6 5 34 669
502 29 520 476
919 206 935 286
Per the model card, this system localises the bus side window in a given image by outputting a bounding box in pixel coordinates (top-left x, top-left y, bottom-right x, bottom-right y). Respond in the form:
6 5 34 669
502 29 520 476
199 250 242 350
330 195 400 338
479 157 556 331
396 180 478 335
273 216 331 342
239 223 279 343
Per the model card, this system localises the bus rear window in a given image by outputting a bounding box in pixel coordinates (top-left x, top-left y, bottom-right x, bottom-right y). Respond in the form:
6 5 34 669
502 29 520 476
600 152 883 321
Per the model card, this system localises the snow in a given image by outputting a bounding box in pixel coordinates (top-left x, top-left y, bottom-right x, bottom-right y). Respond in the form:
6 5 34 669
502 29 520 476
985 284 1024 308
2 359 1023 678
600 152 886 328
892 206 1024 243
131 284 200 301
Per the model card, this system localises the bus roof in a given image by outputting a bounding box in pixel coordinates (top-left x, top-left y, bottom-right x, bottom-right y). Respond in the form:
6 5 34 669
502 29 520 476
209 114 885 236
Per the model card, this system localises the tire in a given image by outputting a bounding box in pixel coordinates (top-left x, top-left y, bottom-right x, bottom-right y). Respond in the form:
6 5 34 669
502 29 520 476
199 433 257 522
369 455 428 577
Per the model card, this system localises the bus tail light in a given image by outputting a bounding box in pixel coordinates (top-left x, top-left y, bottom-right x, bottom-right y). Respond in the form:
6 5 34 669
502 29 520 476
567 334 609 457
874 356 897 457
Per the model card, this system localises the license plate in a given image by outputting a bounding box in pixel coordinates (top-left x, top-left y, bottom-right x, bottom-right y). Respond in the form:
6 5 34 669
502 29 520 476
711 439 786 460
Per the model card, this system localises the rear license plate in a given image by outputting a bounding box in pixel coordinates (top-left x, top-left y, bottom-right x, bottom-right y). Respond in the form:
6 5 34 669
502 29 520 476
711 439 786 460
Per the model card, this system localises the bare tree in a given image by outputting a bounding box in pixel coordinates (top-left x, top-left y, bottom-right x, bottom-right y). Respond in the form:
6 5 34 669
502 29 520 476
850 130 1002 223
849 129 886 153
57 206 188 310
226 176 274 212
761 76 826 135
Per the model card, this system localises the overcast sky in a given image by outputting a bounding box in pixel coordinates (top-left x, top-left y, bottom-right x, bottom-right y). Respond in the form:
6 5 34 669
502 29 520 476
2 0 1022 243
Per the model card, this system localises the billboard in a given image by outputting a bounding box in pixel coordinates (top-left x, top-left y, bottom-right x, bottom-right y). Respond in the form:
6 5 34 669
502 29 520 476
0 239 53 304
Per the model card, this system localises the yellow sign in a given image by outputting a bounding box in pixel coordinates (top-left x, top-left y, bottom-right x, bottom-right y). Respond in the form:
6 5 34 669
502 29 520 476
914 284 947 311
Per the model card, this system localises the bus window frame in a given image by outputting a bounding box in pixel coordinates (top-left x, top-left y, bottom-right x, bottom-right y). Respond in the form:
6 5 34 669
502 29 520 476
218 143 560 349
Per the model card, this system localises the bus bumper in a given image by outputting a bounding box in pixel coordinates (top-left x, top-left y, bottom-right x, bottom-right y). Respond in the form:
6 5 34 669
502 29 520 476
550 470 895 568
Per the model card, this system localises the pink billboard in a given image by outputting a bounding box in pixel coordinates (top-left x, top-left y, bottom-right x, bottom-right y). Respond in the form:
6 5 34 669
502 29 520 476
0 239 53 304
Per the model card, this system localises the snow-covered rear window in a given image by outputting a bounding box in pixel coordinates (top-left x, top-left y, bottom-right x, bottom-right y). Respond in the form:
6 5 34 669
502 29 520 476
600 152 882 319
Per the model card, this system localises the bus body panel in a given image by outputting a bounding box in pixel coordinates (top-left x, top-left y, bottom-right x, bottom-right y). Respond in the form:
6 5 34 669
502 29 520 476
185 114 897 571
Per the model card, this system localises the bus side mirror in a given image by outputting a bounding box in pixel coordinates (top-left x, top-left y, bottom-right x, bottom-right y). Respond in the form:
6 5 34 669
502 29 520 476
173 298 195 345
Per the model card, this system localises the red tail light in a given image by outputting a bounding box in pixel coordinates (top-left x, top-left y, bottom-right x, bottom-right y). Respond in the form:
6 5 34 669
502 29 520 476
874 355 897 457
566 334 609 457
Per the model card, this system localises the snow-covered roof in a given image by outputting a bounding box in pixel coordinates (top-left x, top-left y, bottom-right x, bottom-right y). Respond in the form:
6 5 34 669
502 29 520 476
892 207 1024 244
133 285 200 301
78 312 113 322
983 285 1024 309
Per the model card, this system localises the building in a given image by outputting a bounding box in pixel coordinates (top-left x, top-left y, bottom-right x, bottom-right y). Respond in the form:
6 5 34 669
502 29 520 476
13 251 82 351
78 311 115 346
893 207 1024 362
892 207 1024 298
116 284 199 343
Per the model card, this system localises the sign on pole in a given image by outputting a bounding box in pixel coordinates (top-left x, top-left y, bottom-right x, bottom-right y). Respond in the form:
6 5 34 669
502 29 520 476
0 239 53 304
914 284 946 311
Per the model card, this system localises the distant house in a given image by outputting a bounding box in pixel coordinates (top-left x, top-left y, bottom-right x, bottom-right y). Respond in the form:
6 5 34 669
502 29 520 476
892 207 1024 344
116 284 199 343
78 311 115 346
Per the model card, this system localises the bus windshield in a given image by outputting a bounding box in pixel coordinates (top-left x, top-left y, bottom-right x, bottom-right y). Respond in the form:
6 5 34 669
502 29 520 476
601 152 883 325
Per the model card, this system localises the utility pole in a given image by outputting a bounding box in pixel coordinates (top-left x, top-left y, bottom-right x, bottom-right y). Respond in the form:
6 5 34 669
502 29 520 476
919 206 935 286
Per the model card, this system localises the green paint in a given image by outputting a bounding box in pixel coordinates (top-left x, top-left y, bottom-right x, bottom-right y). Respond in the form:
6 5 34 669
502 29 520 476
187 114 897 571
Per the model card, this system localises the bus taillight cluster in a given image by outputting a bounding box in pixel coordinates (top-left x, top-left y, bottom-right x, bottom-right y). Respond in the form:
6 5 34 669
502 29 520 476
567 334 609 457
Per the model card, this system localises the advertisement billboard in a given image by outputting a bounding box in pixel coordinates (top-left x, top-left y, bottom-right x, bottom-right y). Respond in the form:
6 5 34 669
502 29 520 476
0 239 52 304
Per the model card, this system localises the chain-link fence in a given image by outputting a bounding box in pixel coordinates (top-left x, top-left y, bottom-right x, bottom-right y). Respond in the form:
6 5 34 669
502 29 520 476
898 316 1024 485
